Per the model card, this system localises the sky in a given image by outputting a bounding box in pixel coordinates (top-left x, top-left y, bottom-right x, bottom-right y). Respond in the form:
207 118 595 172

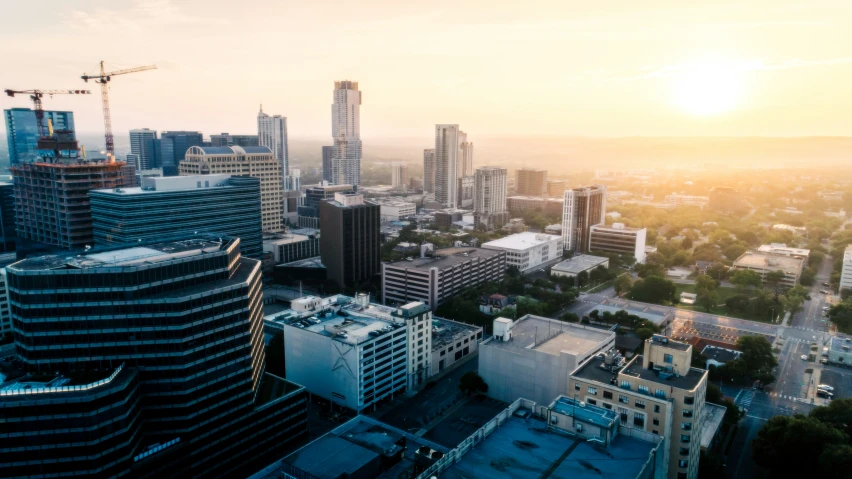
2 0 852 140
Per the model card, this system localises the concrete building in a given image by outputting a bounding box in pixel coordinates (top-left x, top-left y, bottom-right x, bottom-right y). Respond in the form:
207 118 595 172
129 128 159 170
257 106 289 176
179 145 283 232
262 229 320 264
708 186 741 213
827 336 852 365
757 243 810 266
320 192 381 289
569 336 709 479
284 167 301 192
515 168 547 196
701 345 741 369
664 194 709 207
423 148 436 194
474 166 509 230
382 247 506 310
331 80 363 186
298 182 354 228
459 132 474 177
563 185 607 253
589 223 648 263
480 315 616 405
731 251 804 287
376 200 417 222
551 254 610 279
507 195 564 216
840 245 852 292
435 125 463 208
482 232 563 273
391 163 409 190
90 174 264 258
322 145 334 182
457 175 474 208
4 107 75 165
210 132 259 147
547 179 567 198
431 317 483 375
544 223 562 235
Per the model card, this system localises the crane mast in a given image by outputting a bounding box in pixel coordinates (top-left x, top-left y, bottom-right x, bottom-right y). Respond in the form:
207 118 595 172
3 89 91 137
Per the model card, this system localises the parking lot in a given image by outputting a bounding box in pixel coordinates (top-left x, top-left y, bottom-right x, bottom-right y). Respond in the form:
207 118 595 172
421 395 509 448
818 365 852 401
670 318 775 345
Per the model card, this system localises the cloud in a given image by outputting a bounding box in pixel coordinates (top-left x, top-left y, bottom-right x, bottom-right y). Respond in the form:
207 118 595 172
67 0 228 31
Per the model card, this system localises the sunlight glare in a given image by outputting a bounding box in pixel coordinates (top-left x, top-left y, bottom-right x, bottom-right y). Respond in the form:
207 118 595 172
673 61 745 116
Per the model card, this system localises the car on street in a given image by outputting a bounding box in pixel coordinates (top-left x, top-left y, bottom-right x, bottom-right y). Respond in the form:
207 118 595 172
821 358 829 364
820 290 830 294
801 354 809 360
823 282 831 287
817 390 834 399
817 384 834 392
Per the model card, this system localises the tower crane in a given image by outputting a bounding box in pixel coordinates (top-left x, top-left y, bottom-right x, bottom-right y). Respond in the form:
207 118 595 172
3 89 91 137
81 61 157 157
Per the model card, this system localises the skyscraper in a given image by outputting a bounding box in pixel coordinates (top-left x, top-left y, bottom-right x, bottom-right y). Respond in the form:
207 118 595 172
158 130 203 175
3 108 75 164
459 132 474 177
435 125 461 208
562 184 607 253
129 128 159 170
298 183 354 229
516 168 548 196
391 163 409 190
320 192 380 289
330 81 362 186
474 166 509 229
1 236 309 478
179 145 283 232
211 132 259 147
0 182 15 253
423 148 436 194
90 175 264 258
257 106 289 176
321 145 334 183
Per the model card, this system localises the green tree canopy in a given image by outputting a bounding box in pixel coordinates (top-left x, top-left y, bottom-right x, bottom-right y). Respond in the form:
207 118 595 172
630 276 677 304
729 269 763 291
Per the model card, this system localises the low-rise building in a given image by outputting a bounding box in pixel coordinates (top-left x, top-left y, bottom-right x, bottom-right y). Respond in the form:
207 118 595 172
701 345 741 369
664 194 709 207
550 254 610 279
827 336 852 365
772 223 807 235
757 243 809 266
482 232 563 273
589 223 648 263
731 251 804 287
479 315 616 405
840 245 852 292
375 200 417 222
479 293 511 315
507 195 564 216
544 223 562 235
382 247 506 310
431 317 483 376
262 229 320 265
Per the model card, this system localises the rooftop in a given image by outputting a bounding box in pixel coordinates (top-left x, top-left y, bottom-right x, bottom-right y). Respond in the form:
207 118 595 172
384 247 504 270
700 403 728 450
482 232 561 251
573 352 706 392
10 237 230 272
279 297 403 346
440 414 656 479
277 256 324 268
702 345 740 363
732 251 804 272
191 145 272 155
550 396 618 429
431 317 482 350
483 315 614 358
757 243 810 257
830 336 852 352
591 223 645 232
552 255 610 274
90 174 239 195
507 195 562 202
593 299 672 326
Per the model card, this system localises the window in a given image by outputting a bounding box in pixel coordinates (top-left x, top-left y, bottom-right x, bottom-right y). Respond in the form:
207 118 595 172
653 418 659 426
664 353 673 364
620 380 631 389
618 408 628 425
682 422 692 431
588 386 597 395
603 403 612 410
574 383 581 391
603 391 613 399
684 396 695 405
587 399 597 405
655 389 666 399
654 405 661 413
638 385 649 395
634 399 645 408
633 412 645 428
620 395 630 404
679 460 688 468
681 434 690 443
679 447 689 456
683 409 693 418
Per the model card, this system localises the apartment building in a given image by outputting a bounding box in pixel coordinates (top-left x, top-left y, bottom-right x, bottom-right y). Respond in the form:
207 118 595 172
589 223 648 263
507 195 564 216
841 245 852 292
563 185 607 253
515 168 547 196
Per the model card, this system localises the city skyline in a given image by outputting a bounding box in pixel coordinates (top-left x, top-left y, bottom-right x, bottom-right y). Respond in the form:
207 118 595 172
2 2 852 140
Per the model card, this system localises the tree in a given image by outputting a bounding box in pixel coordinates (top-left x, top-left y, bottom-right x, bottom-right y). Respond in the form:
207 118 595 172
698 451 725 479
781 285 809 315
729 269 763 291
635 327 655 341
506 265 521 278
765 269 787 299
737 336 777 376
614 275 633 295
589 265 610 283
829 299 852 334
752 415 847 478
800 267 817 286
560 312 580 323
680 236 694 249
723 244 747 261
459 371 488 395
696 289 719 313
705 262 729 281
576 270 589 287
695 274 719 292
630 276 677 304
811 398 852 438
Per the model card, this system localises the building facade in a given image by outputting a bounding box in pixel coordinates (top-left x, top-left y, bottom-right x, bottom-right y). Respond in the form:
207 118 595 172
0 182 15 253
211 132 259 147
423 148 436 194
382 247 506 310
1 237 309 478
547 179 566 198
257 106 289 176
563 185 607 253
664 194 709 208
459 132 474 177
730 251 803 287
474 166 508 229
330 81 363 186
90 174 264 258
507 196 564 216
435 125 461 208
298 183 355 228
262 229 320 264
4 108 75 164
129 128 159 170
589 223 648 263
322 145 334 183
391 163 409 190
482 232 563 273
319 193 381 289
158 131 203 175
515 168 547 196
841 245 852 292
457 175 474 208
179 145 283 232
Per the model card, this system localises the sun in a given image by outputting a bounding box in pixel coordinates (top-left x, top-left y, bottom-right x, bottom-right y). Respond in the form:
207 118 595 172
673 61 745 116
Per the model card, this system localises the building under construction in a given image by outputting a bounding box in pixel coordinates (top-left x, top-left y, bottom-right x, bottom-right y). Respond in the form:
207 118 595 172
10 130 130 251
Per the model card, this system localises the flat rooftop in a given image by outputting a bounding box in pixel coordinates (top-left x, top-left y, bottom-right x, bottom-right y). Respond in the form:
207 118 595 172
830 336 852 352
91 174 235 195
440 415 656 479
552 255 610 274
277 256 324 268
432 317 482 350
757 244 810 256
283 300 403 346
10 238 228 271
384 247 503 270
551 396 617 429
484 315 614 358
733 251 804 272
700 403 727 450
573 353 705 392
482 232 561 251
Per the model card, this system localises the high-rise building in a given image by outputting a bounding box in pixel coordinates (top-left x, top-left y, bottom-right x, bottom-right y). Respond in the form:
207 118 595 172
562 185 607 253
319 192 380 289
257 106 289 176
474 166 509 229
297 183 354 229
841 245 852 292
515 168 548 196
3 108 75 164
90 175 264 258
457 176 474 208
547 179 567 197
423 148 436 194
435 125 459 207
158 130 203 175
0 182 15 253
211 132 260 147
459 132 474 177
284 168 302 192
129 128 159 170
321 145 334 183
179 145 283 233
1 236 309 478
330 81 363 186
391 163 409 190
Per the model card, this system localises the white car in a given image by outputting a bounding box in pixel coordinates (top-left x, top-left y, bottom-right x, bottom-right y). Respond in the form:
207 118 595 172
818 385 835 392
801 354 808 360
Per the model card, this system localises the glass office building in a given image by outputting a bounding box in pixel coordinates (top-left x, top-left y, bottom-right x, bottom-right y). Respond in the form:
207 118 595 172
1 236 308 478
158 130 203 175
3 108 75 164
90 174 264 258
